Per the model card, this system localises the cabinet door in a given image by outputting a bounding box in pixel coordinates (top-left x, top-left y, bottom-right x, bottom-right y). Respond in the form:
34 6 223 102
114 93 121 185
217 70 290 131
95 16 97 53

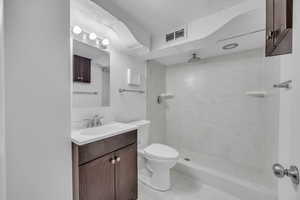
266 0 293 56
73 55 91 83
115 144 138 200
80 57 91 83
273 0 293 55
266 0 275 56
79 153 115 200
274 0 292 40
73 55 82 82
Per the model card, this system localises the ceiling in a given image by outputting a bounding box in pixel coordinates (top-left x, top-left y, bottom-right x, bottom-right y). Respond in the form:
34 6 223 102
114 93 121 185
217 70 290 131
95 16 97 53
156 30 265 66
152 7 266 65
109 0 248 34
73 0 265 66
71 0 148 52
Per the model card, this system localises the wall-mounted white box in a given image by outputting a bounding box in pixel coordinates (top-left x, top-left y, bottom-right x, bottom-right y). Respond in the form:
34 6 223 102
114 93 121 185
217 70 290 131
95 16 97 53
127 68 141 86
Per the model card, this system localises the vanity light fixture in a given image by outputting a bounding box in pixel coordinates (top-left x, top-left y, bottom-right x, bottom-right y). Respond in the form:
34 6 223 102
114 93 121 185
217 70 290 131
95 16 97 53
101 38 110 47
72 26 82 35
72 25 110 48
89 32 97 40
82 33 87 40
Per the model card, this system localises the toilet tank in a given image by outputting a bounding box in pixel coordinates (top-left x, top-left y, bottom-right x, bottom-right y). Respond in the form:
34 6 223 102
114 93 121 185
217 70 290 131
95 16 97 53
129 120 151 149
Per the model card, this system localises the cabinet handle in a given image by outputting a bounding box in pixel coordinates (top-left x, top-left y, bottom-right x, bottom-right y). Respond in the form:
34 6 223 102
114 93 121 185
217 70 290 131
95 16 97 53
267 30 274 40
116 157 121 162
110 158 116 165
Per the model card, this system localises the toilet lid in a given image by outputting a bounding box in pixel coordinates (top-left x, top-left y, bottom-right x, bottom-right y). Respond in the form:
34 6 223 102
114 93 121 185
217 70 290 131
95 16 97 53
144 143 179 160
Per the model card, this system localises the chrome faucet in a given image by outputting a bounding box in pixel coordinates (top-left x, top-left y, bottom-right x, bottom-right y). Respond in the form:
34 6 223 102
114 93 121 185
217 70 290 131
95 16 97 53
84 115 104 128
93 115 104 127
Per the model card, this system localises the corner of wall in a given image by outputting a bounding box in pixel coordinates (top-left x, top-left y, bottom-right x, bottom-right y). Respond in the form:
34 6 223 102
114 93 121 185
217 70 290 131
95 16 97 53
0 0 6 199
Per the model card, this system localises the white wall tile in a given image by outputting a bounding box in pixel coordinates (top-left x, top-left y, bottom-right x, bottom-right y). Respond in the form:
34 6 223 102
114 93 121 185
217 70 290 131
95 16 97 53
164 49 279 188
146 60 166 144
109 49 146 122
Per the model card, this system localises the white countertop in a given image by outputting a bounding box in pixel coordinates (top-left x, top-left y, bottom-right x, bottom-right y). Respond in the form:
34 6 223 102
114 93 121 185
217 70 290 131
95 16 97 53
71 122 138 146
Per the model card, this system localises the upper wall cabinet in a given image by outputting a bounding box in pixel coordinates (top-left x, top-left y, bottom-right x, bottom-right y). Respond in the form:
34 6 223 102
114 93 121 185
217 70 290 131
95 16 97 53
73 55 91 83
266 0 293 57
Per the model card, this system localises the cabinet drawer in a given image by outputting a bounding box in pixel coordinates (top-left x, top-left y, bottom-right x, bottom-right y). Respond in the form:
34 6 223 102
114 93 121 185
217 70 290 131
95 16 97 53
78 130 137 165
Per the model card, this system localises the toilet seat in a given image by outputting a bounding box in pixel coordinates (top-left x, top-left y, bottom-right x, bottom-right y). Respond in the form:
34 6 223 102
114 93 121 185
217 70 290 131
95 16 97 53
144 143 179 161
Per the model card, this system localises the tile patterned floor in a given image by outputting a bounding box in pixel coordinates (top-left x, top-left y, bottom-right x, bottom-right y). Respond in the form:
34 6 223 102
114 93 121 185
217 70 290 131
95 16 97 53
138 171 240 200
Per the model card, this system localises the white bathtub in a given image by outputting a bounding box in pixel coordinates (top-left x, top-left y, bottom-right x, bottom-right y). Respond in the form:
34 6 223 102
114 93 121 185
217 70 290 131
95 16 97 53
174 157 277 200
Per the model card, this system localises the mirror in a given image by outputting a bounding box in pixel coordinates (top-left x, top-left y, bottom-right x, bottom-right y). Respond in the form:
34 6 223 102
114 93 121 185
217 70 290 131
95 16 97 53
72 40 110 107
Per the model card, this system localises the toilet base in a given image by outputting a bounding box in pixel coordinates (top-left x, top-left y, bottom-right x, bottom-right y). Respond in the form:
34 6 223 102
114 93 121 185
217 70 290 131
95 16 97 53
139 168 171 191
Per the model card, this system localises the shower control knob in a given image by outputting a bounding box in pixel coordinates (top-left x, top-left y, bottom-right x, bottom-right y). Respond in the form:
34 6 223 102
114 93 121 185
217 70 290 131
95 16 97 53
272 163 300 185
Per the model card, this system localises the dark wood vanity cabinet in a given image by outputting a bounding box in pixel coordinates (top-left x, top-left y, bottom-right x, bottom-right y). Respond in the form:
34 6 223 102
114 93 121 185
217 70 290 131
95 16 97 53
266 0 293 57
79 153 115 200
115 144 138 200
73 55 91 83
72 130 138 200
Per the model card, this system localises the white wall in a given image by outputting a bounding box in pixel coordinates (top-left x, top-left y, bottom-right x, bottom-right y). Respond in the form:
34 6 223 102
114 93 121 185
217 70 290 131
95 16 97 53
277 1 300 199
165 49 279 188
110 49 146 122
146 60 166 144
4 0 72 200
262 55 280 187
72 48 147 128
0 0 5 199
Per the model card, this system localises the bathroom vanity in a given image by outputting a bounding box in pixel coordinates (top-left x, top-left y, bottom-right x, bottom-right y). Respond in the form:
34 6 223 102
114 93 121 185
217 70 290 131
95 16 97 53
71 38 139 200
72 123 138 200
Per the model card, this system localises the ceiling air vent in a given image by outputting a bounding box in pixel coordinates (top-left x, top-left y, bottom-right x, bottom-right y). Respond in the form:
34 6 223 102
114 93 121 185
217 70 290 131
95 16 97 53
165 28 186 43
175 29 185 39
166 32 175 42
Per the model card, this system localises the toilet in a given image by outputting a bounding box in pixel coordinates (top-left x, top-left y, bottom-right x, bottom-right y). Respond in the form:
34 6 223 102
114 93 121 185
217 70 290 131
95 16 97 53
129 120 179 191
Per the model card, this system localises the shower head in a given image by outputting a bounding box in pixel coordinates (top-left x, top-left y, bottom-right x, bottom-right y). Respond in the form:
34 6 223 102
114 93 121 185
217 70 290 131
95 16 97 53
188 53 201 63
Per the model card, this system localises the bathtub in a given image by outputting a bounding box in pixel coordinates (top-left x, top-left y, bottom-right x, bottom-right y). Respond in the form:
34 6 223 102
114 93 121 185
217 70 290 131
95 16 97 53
174 157 277 200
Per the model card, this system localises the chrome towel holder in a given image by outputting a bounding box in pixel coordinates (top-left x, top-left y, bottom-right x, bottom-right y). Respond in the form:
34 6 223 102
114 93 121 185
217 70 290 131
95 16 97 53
73 91 98 95
119 88 145 94
274 80 292 89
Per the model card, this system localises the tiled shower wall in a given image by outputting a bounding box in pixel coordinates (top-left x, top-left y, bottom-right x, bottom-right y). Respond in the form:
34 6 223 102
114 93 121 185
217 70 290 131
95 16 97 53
146 60 166 144
147 49 279 189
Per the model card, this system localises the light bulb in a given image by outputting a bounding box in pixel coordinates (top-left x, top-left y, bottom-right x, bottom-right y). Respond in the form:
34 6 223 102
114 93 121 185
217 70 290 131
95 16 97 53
72 26 82 35
101 38 110 46
89 32 97 40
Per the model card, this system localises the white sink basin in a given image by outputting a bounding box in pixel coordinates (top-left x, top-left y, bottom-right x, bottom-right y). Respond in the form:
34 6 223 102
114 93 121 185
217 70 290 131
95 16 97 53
71 122 137 145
